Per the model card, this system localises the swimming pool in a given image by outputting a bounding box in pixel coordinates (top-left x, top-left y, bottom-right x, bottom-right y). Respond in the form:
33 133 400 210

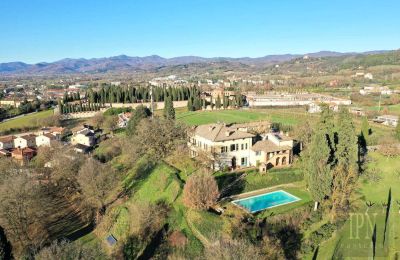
232 190 301 213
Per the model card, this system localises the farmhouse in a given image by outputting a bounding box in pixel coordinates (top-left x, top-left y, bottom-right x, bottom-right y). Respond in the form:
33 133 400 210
188 122 295 170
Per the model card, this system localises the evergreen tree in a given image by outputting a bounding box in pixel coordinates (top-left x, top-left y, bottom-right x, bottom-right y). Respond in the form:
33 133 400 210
202 98 207 110
193 96 201 111
187 97 194 111
361 116 370 138
305 105 335 211
223 96 228 109
163 96 175 120
331 107 359 220
306 128 333 211
57 99 63 114
216 95 221 109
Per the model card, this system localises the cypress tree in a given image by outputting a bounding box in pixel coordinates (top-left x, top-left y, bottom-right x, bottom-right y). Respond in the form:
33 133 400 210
305 105 335 211
193 96 201 111
216 95 221 109
163 96 175 120
223 96 228 109
361 116 370 138
331 107 358 220
187 97 194 111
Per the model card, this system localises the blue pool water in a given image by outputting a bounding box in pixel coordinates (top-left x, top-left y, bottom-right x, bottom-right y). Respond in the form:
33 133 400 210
232 190 300 213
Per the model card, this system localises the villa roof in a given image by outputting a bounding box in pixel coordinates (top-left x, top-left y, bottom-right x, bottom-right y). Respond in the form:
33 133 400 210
194 123 255 142
251 140 291 153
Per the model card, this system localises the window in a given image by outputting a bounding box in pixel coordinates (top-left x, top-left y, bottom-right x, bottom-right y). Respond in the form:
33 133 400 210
236 144 239 150
230 144 236 151
245 143 248 149
221 146 227 153
256 151 261 156
241 144 244 150
241 157 247 166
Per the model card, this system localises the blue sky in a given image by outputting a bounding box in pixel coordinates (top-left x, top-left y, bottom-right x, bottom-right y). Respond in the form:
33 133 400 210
0 0 399 63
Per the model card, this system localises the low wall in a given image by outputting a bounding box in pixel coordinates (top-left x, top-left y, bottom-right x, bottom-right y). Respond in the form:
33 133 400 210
109 100 188 110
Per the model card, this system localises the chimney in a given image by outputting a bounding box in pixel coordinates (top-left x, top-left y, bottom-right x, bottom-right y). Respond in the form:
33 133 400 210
286 132 289 137
280 130 283 135
225 131 231 137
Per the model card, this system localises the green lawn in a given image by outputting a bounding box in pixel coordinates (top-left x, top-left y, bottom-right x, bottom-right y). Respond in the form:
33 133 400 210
0 109 54 132
363 103 400 114
313 152 400 259
176 108 306 126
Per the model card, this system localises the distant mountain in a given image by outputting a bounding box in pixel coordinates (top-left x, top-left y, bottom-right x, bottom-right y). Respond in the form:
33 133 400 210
0 50 394 75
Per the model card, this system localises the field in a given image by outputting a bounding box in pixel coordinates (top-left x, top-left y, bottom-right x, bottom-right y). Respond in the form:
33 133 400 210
364 103 400 115
176 108 311 126
0 109 54 132
313 152 400 259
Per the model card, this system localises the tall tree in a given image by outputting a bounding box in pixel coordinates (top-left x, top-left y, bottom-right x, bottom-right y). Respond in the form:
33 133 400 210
305 105 335 211
331 108 359 221
216 95 222 109
163 96 175 120
187 97 194 111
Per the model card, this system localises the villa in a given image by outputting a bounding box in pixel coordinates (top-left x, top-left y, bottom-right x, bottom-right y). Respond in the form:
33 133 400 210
188 122 295 170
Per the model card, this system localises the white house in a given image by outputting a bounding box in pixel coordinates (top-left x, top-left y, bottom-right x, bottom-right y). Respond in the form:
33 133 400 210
36 133 56 147
14 134 36 149
71 127 96 147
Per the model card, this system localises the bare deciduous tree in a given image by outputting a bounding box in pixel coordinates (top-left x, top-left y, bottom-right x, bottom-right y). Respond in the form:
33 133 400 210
183 170 219 210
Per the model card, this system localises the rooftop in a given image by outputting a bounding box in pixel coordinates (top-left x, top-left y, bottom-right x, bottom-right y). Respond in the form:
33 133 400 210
251 139 291 153
193 123 255 142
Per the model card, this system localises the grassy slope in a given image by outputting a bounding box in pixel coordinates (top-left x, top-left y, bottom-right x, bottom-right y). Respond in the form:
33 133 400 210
0 109 54 131
314 152 400 259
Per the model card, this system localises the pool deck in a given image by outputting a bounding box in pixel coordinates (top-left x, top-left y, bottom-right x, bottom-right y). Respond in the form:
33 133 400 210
227 183 297 201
